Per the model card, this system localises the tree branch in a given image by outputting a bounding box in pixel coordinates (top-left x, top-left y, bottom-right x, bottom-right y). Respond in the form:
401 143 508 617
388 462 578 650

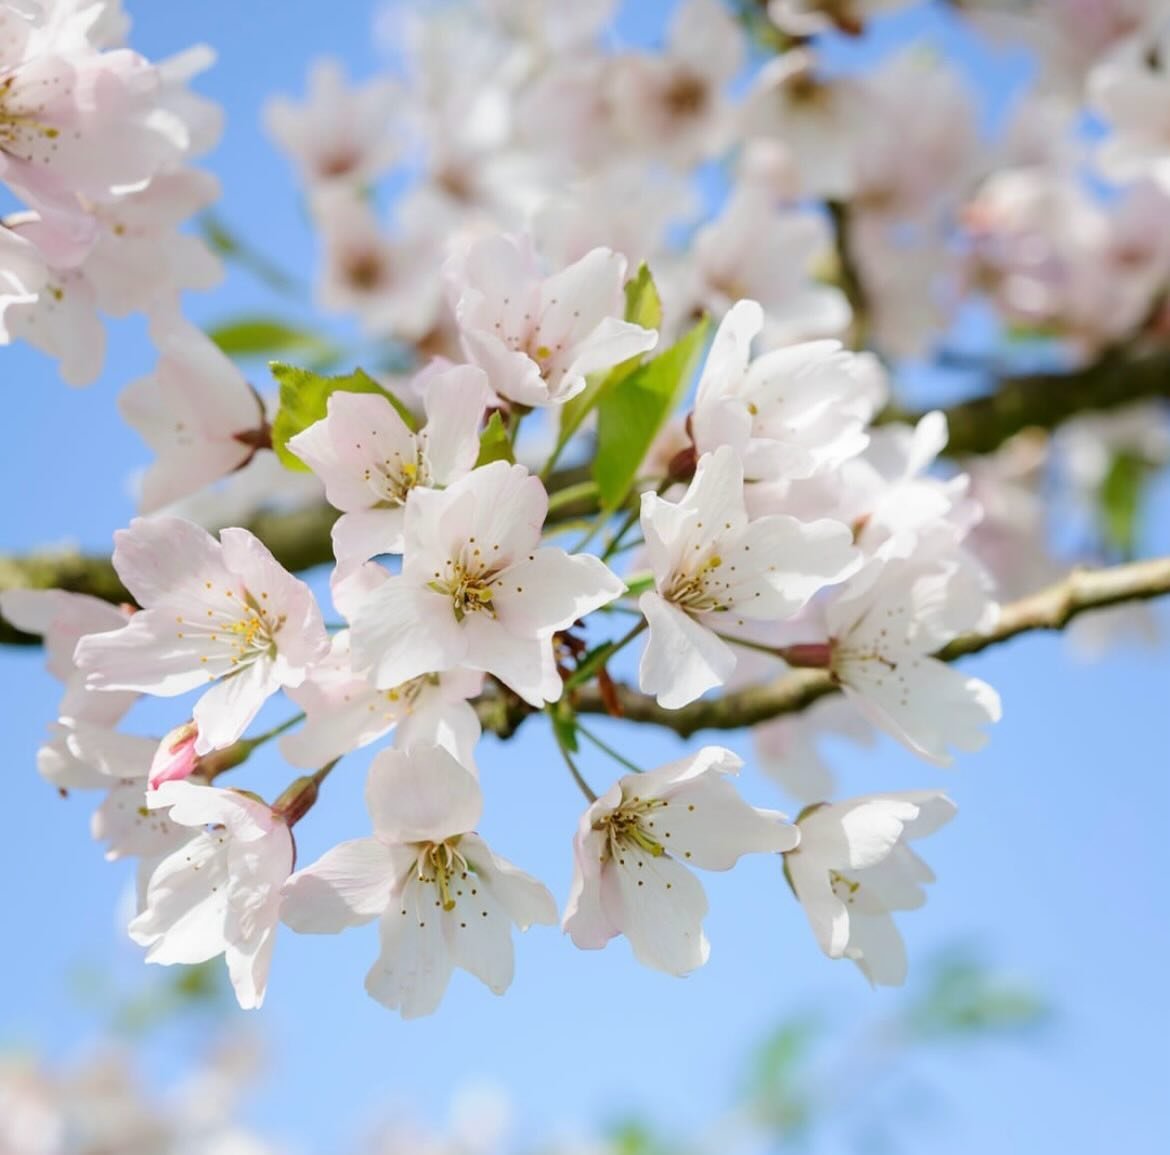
1 344 1168 637
475 557 1170 739
883 347 1170 456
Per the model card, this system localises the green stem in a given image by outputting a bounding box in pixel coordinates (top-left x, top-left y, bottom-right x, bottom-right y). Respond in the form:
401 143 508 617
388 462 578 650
576 721 643 774
550 719 597 803
246 712 306 749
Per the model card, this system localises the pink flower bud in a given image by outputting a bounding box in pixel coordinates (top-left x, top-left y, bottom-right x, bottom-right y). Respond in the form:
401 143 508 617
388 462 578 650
149 721 200 790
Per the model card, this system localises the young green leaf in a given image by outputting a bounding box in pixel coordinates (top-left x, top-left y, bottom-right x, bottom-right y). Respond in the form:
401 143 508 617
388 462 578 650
475 411 516 467
592 316 710 511
270 363 416 471
208 317 336 361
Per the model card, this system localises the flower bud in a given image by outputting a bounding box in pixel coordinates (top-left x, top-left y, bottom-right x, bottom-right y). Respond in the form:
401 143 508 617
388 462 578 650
148 721 200 789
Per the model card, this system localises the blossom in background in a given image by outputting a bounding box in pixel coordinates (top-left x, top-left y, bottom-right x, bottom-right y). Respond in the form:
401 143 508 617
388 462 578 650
289 363 488 569
350 461 624 706
75 517 328 753
448 232 658 407
638 446 858 708
264 56 400 187
785 791 956 985
282 744 556 1018
131 780 294 1009
0 587 135 722
563 746 798 973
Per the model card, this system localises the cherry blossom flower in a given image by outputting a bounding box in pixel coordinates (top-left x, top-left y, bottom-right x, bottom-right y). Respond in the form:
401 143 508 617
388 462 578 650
131 780 294 1009
563 746 798 974
280 629 483 771
785 791 956 985
349 461 625 707
691 299 874 483
638 446 859 709
74 517 329 754
0 20 188 224
0 587 135 722
448 232 658 407
288 363 488 569
281 744 556 1018
264 57 400 187
820 543 1002 766
118 324 267 513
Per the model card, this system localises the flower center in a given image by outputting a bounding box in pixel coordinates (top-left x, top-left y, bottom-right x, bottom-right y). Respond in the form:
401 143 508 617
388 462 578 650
596 796 675 862
829 869 863 904
413 838 470 912
363 445 428 506
428 554 502 622
0 73 61 163
664 553 731 613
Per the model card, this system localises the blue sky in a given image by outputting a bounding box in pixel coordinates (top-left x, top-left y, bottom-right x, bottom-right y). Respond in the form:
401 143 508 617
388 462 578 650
1 2 1168 1152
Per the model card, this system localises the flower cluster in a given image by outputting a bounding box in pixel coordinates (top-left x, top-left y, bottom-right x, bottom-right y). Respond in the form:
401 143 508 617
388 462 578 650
3 0 1167 1021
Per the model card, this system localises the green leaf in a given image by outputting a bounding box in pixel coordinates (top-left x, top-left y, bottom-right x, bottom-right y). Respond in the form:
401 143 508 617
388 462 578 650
208 317 335 361
592 316 710 511
554 264 663 462
623 262 663 332
475 411 515 467
270 363 416 471
1099 451 1148 559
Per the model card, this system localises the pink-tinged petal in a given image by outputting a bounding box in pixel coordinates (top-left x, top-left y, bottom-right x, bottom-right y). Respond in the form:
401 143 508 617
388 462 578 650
350 579 465 689
538 247 627 344
638 591 736 709
365 745 483 844
76 612 234 696
460 328 551 407
461 834 557 930
287 413 369 512
148 721 200 789
492 548 624 635
320 390 418 504
562 825 619 950
435 461 547 565
129 831 228 965
332 507 407 568
147 780 274 839
365 874 454 1018
421 363 489 484
218 528 329 671
282 838 405 934
192 658 280 754
110 516 232 607
460 616 562 707
602 844 710 975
